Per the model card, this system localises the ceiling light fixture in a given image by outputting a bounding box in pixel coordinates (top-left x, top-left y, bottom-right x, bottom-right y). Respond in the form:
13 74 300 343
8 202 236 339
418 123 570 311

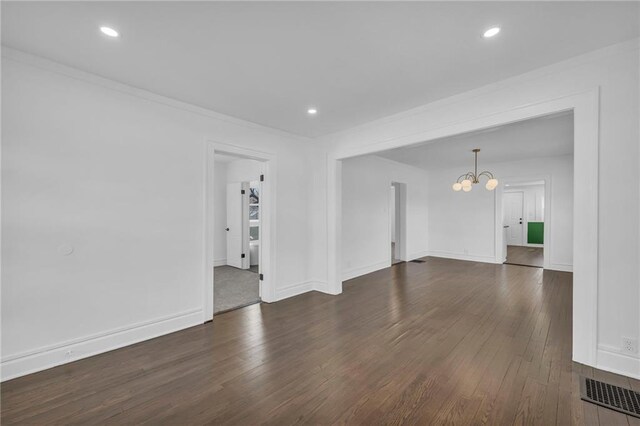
100 26 119 38
307 108 318 115
452 149 498 192
483 26 501 38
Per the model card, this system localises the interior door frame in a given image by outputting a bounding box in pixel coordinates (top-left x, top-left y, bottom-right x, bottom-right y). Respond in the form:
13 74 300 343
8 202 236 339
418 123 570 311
496 176 551 269
389 181 407 264
204 141 277 321
327 89 599 367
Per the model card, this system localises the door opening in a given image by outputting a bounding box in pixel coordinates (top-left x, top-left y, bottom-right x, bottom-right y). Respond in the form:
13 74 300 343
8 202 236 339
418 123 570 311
390 181 407 265
206 144 273 319
502 180 546 268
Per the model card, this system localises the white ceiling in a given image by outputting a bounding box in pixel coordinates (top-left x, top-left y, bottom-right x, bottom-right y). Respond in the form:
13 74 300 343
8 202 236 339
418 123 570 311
376 112 574 170
2 2 638 137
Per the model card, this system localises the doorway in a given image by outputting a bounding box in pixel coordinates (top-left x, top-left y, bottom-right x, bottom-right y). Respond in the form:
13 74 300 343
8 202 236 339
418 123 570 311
389 182 406 265
205 142 275 321
502 180 546 268
213 155 262 314
327 90 598 367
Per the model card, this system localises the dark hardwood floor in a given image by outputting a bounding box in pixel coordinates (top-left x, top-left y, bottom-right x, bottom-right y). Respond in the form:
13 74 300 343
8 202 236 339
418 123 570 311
2 257 639 425
505 245 544 268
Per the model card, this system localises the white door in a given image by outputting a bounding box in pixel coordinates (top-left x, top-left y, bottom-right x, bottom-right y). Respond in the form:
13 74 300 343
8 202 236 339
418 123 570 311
504 192 524 246
226 182 250 269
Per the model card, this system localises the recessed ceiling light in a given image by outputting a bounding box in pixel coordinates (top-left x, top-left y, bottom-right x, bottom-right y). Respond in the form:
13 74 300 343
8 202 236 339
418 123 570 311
100 26 119 38
483 26 501 38
307 108 318 115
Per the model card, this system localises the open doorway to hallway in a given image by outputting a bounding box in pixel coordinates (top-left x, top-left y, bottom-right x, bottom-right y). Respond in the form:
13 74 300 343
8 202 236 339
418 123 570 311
502 180 545 268
389 182 406 265
213 153 263 314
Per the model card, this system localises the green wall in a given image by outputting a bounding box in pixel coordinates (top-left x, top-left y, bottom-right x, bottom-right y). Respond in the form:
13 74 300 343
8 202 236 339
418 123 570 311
527 222 544 244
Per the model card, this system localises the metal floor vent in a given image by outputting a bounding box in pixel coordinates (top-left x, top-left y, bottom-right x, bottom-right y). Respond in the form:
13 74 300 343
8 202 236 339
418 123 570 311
580 376 640 418
410 259 426 263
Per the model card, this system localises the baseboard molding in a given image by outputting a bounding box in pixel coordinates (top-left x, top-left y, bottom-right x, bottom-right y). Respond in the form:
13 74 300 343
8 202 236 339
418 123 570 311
274 281 315 301
547 263 573 272
312 281 331 294
407 250 430 261
343 260 390 281
1 308 203 382
596 345 640 380
213 258 227 267
427 250 500 264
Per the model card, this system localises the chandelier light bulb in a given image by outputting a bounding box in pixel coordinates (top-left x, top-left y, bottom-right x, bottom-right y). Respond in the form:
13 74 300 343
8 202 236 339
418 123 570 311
462 185 472 192
461 179 472 188
452 182 462 191
486 178 498 191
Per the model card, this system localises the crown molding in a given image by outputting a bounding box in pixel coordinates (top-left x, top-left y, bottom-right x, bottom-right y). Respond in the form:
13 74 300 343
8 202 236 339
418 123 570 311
1 46 314 143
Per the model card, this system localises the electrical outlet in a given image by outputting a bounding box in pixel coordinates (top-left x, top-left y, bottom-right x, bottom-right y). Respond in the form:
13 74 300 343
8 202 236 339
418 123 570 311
65 350 73 359
622 337 638 354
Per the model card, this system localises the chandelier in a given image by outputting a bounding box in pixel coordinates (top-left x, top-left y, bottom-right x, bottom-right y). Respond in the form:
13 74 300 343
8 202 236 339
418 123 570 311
452 149 498 192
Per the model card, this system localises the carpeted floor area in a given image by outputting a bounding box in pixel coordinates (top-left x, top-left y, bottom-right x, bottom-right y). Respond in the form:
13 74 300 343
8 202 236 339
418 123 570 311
214 266 260 314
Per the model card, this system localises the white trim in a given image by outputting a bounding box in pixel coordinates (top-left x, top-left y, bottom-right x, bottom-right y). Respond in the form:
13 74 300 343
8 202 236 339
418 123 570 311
205 141 277 322
274 281 315 301
327 89 600 368
408 250 430 260
427 251 501 264
312 281 329 294
1 309 202 382
597 345 640 380
343 260 391 282
213 258 227 267
547 263 573 273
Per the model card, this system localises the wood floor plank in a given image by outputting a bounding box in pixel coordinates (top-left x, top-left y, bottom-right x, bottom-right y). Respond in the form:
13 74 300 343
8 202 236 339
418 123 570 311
2 257 636 425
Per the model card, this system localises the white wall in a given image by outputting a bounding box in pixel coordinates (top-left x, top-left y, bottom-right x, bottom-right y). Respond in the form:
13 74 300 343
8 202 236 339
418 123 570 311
314 40 640 377
213 161 228 265
427 156 572 270
1 51 315 380
226 158 262 184
342 155 429 280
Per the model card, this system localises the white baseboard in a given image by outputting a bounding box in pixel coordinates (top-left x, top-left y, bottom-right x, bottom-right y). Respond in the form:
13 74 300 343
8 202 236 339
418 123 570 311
342 260 390 281
274 281 315 301
312 281 332 294
597 345 640 380
1 308 203 382
427 250 500 264
407 250 430 261
272 280 337 301
213 258 227 267
547 263 573 272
